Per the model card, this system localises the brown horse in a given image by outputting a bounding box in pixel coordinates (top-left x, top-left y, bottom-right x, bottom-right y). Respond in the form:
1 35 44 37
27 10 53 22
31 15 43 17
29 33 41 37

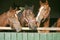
51 18 60 32
0 8 13 27
56 18 60 32
18 6 37 30
36 0 51 33
7 7 22 32
0 12 9 27
0 7 21 32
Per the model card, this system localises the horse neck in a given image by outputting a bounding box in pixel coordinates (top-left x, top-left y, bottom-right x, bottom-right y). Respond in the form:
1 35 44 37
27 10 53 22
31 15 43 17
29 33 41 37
0 12 7 16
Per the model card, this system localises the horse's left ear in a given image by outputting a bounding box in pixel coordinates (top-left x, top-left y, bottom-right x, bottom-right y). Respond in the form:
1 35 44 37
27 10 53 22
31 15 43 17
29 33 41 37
40 1 43 5
46 0 48 4
32 5 34 8
15 7 18 11
31 5 34 10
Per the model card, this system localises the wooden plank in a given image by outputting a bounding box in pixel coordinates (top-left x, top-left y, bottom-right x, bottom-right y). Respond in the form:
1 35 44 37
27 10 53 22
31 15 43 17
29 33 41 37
5 32 10 40
39 33 47 40
0 27 12 30
56 33 60 40
27 33 34 40
34 33 39 40
23 33 27 40
22 27 60 30
0 32 60 40
10 33 16 40
0 27 60 30
0 32 4 40
53 33 57 40
16 33 23 40
47 33 53 40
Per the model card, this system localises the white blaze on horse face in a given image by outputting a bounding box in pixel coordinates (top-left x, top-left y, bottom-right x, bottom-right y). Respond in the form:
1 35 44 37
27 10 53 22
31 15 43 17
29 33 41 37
16 10 21 14
36 6 44 22
15 14 18 18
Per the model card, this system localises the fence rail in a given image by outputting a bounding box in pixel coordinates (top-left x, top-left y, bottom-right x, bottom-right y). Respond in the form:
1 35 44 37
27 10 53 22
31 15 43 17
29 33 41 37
0 27 60 30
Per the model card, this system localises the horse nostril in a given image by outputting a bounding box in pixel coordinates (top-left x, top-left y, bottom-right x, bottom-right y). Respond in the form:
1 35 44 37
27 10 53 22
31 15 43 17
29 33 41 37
29 26 37 30
6 24 10 27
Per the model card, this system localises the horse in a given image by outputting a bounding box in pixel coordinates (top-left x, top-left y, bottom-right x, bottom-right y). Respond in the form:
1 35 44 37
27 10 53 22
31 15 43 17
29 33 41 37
17 6 37 30
51 18 60 32
56 18 60 27
56 18 60 32
7 7 22 32
0 12 10 27
0 7 13 27
36 0 51 33
0 7 22 32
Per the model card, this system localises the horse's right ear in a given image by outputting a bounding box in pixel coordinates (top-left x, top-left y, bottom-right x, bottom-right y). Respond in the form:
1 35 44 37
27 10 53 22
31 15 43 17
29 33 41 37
46 0 48 4
40 1 43 5
9 6 13 11
46 0 48 3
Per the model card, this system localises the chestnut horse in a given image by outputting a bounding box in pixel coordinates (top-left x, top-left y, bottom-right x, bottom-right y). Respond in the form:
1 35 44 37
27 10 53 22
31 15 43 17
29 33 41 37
0 7 21 32
51 18 60 32
18 6 37 30
36 0 51 33
0 7 13 27
56 18 60 32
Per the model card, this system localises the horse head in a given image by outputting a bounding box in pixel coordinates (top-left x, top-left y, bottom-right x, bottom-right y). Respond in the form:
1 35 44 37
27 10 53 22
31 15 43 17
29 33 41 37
7 7 22 32
22 6 37 30
16 6 37 30
36 0 51 27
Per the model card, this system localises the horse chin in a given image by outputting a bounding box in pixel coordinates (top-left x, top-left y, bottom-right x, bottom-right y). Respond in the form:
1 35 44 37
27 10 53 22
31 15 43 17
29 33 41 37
29 26 37 30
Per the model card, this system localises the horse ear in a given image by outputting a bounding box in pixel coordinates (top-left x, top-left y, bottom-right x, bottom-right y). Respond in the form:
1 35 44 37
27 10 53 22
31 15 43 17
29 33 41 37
40 1 43 5
46 0 48 4
32 5 34 8
15 7 18 11
9 6 12 11
31 5 34 10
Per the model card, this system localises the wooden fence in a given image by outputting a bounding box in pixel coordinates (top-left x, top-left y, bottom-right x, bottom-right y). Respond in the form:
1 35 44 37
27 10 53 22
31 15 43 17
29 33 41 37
0 32 60 40
0 27 60 40
0 27 60 30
